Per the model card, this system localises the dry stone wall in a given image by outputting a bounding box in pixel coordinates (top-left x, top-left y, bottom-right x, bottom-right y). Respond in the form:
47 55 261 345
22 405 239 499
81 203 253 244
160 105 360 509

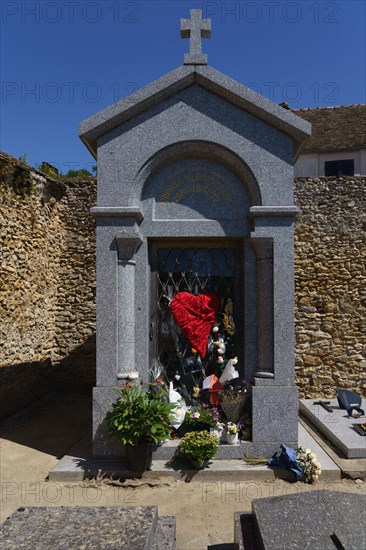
0 153 96 417
294 177 366 398
0 151 365 417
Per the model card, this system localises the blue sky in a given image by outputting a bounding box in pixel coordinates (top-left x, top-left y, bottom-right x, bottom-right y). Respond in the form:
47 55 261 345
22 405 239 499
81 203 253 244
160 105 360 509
1 0 365 172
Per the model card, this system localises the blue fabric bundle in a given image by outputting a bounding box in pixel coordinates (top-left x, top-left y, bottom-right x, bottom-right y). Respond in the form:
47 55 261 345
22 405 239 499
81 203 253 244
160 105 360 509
268 444 303 479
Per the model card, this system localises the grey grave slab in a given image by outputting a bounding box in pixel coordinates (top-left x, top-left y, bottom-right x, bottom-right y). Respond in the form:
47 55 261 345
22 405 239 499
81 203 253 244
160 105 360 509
0 506 161 549
251 491 366 550
300 398 366 458
0 506 158 550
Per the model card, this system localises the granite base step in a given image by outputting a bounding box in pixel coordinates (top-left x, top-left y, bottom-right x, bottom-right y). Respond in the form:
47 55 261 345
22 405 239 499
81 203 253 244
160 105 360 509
0 506 175 550
49 423 340 482
152 438 247 460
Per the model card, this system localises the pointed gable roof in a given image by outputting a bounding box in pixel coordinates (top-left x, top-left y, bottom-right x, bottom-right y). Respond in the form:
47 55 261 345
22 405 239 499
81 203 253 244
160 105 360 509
79 64 311 160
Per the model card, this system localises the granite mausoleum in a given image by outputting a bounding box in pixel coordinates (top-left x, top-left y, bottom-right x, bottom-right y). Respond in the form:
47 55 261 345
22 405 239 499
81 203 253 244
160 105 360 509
78 10 311 457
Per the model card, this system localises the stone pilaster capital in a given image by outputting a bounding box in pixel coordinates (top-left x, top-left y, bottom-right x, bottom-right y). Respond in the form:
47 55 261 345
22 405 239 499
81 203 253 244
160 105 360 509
249 237 273 261
116 227 143 262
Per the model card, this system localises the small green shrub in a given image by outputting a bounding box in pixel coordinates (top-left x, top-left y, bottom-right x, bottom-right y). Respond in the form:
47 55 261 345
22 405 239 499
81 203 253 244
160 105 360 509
106 384 176 446
178 431 219 467
62 168 92 178
12 167 33 196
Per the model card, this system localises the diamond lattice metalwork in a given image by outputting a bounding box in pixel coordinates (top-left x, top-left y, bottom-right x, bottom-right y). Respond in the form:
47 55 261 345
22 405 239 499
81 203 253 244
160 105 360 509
155 247 237 393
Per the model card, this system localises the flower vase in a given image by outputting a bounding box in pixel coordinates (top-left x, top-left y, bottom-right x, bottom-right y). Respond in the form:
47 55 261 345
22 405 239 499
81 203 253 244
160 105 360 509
210 426 224 440
226 433 239 445
221 394 249 423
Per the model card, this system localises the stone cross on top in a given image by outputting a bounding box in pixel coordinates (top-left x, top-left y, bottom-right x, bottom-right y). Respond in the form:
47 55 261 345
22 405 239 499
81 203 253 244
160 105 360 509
180 9 211 65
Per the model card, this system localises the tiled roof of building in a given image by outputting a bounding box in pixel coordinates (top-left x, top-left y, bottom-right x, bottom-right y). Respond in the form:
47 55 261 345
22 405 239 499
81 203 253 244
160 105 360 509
293 104 366 153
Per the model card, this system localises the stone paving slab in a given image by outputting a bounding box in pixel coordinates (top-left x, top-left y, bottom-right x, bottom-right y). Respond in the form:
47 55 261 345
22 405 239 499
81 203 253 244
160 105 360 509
0 506 159 550
251 490 366 550
299 417 366 480
300 398 366 458
49 422 340 482
296 422 340 477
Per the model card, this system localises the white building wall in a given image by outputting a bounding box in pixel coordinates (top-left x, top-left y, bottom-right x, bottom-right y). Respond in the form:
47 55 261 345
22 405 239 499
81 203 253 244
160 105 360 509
295 154 318 177
296 149 365 177
318 151 361 176
360 150 366 175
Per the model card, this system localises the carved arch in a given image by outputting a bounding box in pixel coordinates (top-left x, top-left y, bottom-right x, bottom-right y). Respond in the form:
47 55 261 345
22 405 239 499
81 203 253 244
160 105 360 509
129 140 262 207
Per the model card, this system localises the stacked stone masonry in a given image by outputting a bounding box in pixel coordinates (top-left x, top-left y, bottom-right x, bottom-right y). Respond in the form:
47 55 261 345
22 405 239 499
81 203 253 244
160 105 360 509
0 153 365 417
294 177 365 398
0 154 96 417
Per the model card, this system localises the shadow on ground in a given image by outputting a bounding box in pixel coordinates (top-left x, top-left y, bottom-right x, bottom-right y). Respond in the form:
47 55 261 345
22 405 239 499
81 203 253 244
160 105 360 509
0 392 92 460
0 335 96 419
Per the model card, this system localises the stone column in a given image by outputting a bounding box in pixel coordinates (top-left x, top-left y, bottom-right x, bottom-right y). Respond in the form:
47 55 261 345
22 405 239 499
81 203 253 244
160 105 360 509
250 238 274 379
116 227 143 379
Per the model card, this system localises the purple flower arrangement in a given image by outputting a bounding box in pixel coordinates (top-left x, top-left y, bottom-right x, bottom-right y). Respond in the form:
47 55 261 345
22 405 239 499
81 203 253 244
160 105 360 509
186 402 223 427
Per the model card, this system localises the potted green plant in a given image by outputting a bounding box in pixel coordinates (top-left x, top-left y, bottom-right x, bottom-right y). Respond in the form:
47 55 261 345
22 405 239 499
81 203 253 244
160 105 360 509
106 384 177 472
178 430 219 469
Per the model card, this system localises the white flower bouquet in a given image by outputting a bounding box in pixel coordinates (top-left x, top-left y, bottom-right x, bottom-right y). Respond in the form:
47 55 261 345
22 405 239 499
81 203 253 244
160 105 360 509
227 422 238 435
296 447 322 483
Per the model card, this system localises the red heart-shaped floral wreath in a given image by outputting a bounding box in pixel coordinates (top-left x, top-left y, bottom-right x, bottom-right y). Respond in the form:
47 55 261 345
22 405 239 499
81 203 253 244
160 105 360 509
170 292 219 358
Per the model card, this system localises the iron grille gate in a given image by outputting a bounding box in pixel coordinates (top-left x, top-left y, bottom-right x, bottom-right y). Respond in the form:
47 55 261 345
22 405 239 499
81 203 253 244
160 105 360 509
149 242 243 399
